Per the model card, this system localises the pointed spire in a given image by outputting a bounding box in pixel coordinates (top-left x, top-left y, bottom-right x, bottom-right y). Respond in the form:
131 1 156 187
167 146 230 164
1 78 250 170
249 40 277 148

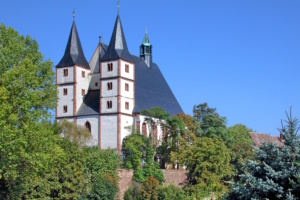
56 18 90 69
140 28 152 67
143 28 150 45
101 14 133 63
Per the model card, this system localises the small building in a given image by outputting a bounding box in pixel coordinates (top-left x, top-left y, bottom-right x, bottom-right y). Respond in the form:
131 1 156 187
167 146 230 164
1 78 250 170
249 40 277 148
250 132 284 148
55 12 183 154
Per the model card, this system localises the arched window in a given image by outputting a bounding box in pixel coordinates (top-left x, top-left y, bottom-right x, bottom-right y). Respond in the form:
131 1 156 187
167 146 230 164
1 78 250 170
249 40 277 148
85 121 91 132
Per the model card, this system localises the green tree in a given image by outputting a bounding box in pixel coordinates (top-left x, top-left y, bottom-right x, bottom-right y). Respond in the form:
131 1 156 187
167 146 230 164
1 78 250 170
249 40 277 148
141 107 170 120
122 133 149 169
193 102 218 123
0 23 58 199
159 116 186 168
226 111 300 199
228 124 254 180
141 176 160 200
183 137 232 193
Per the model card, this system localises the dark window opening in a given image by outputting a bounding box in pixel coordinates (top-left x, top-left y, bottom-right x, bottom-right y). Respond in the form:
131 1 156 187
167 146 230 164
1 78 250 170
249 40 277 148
85 121 91 132
107 82 113 90
63 69 68 76
107 101 112 109
63 105 68 113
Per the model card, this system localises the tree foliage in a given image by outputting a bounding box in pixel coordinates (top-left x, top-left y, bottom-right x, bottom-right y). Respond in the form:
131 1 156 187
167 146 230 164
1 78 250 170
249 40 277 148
141 107 170 120
0 24 120 199
122 133 149 169
193 102 218 123
55 120 92 146
183 137 232 192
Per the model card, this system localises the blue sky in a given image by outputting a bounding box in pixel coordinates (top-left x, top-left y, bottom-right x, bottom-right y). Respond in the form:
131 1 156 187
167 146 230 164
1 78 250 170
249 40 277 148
1 1 299 135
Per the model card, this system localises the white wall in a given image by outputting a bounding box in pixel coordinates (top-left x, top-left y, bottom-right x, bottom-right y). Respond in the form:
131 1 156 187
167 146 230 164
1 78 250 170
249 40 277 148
101 79 118 97
57 66 74 84
120 97 134 115
120 60 134 80
76 66 90 113
101 61 119 78
57 85 74 117
101 115 118 149
57 118 75 123
121 115 134 145
89 73 100 90
120 79 134 98
77 116 99 146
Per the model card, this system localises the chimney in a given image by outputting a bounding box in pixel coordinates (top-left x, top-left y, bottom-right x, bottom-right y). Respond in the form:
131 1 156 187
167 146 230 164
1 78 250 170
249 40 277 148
280 132 284 141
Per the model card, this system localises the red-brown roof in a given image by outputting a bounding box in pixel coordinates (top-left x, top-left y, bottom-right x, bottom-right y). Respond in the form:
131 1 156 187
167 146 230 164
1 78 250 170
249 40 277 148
250 132 284 148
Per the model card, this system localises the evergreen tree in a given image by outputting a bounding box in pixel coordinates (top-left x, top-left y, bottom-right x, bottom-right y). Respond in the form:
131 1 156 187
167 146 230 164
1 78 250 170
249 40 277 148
226 110 300 199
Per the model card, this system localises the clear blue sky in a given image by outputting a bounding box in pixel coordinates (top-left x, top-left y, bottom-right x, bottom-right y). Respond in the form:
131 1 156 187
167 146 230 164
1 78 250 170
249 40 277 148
1 1 299 135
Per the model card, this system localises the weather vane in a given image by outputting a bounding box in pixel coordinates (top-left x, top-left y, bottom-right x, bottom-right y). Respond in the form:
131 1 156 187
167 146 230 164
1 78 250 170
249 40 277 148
73 9 75 21
117 1 120 14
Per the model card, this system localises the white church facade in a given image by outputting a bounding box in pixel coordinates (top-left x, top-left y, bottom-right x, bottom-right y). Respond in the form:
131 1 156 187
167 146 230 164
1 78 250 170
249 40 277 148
56 13 183 154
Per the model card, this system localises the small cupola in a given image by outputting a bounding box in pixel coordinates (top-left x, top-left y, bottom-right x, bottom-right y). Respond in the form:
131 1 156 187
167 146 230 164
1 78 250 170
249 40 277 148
140 29 152 67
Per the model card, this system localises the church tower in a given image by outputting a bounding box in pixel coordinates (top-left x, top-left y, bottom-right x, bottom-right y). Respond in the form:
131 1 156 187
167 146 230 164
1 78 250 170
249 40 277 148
99 14 135 154
140 29 152 67
56 14 90 122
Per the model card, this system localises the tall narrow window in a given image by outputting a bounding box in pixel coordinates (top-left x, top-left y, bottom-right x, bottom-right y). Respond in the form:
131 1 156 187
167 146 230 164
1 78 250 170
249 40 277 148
95 82 98 87
107 82 113 90
125 64 129 73
63 105 68 113
136 121 140 132
85 121 91 132
107 101 112 109
82 71 85 78
154 125 158 141
142 123 147 137
82 89 85 96
125 83 129 91
125 102 129 110
63 69 68 76
107 63 113 71
63 88 68 95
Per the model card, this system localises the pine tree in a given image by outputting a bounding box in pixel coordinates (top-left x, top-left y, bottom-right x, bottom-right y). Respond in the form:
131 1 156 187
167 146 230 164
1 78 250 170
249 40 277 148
226 110 300 199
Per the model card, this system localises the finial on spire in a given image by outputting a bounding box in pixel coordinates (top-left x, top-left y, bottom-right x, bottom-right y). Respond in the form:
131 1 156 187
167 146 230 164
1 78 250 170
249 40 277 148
146 26 147 33
117 1 120 14
99 35 102 43
73 10 75 21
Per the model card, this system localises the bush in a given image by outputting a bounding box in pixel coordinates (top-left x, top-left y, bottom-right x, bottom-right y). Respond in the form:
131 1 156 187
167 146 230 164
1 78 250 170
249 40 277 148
158 185 190 200
86 174 119 200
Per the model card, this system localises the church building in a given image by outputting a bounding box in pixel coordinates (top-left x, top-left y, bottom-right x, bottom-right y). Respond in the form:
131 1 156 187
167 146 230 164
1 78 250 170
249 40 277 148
55 12 183 154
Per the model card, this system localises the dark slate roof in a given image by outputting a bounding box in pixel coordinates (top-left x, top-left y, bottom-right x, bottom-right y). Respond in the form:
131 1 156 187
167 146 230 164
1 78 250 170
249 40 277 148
133 55 183 116
250 132 284 147
56 21 90 69
77 90 99 116
100 43 108 59
101 15 134 63
76 54 183 117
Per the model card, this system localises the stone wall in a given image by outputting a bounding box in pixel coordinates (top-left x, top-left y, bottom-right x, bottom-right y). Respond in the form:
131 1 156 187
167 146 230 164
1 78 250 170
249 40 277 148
117 169 187 200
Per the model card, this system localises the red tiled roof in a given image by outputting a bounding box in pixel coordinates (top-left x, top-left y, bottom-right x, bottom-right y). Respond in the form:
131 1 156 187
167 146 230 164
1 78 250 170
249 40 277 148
250 132 284 148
